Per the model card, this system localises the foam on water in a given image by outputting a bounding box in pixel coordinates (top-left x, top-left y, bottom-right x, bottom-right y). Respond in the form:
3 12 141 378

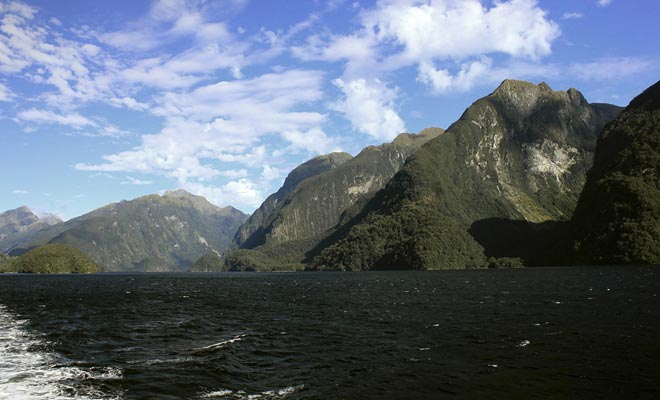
0 305 120 400
200 384 304 399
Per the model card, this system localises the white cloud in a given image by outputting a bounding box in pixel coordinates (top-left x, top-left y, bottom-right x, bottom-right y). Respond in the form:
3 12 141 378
121 176 153 185
331 78 406 141
109 96 149 111
0 83 13 101
74 69 327 186
569 58 656 81
418 57 494 93
12 189 29 195
597 0 612 7
16 109 97 129
281 127 343 155
182 179 263 211
562 12 583 20
363 0 559 64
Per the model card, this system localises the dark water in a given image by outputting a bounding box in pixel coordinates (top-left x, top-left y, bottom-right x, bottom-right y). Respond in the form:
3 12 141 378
1 267 659 399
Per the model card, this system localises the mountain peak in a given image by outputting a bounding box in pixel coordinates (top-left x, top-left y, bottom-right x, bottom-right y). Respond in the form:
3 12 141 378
163 189 197 198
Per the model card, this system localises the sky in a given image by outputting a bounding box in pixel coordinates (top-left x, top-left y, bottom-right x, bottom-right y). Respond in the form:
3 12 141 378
0 0 658 220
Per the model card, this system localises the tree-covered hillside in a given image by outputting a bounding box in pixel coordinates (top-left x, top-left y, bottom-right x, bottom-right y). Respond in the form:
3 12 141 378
571 80 660 264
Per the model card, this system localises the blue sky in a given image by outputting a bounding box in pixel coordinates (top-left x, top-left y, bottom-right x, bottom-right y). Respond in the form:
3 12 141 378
1 0 658 220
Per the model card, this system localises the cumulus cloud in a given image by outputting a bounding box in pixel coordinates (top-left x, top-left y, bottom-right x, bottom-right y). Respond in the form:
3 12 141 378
331 78 406 141
597 0 612 7
281 127 343 155
182 179 264 211
363 0 559 63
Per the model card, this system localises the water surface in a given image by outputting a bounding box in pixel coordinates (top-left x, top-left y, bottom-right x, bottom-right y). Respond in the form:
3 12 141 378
1 267 659 399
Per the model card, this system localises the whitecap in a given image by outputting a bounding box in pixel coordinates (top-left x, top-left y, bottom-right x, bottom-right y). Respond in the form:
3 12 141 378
0 304 121 400
517 340 531 348
197 334 247 352
200 384 304 399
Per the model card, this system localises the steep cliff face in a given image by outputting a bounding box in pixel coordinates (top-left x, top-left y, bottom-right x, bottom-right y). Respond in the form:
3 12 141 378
13 190 247 272
571 80 660 264
0 206 62 253
224 128 443 269
313 80 621 270
234 152 353 248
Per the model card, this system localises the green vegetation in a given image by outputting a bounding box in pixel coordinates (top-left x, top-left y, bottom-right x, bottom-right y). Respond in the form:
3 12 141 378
7 244 99 274
312 80 620 270
313 201 487 270
12 190 247 272
0 252 12 272
571 80 660 264
487 257 524 269
229 129 443 271
188 253 226 272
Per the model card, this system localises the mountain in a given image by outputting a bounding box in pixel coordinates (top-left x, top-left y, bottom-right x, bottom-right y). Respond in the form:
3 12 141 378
0 206 62 253
224 128 444 270
12 190 247 272
313 80 622 270
571 79 660 264
234 152 354 248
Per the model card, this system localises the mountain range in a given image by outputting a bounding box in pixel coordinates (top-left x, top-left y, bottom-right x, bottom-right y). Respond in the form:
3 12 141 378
3 78 659 272
8 190 247 272
0 206 62 253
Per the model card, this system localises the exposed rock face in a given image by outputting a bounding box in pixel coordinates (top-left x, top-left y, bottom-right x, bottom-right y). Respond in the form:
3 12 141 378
12 191 247 272
225 128 443 269
234 152 353 248
313 80 622 270
571 79 660 264
0 206 62 253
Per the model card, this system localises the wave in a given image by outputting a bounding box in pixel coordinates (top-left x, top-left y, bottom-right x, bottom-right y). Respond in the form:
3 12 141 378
0 305 121 400
200 384 304 399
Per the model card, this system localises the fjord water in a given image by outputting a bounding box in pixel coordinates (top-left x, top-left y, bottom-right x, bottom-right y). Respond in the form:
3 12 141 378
1 268 659 399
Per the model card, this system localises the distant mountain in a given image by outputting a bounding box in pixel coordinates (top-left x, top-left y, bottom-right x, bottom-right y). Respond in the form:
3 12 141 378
0 206 62 253
223 128 444 270
12 190 247 272
571 79 660 264
313 80 622 270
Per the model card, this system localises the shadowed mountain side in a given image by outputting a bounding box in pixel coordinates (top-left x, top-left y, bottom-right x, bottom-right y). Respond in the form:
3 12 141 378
571 79 660 265
468 218 571 266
